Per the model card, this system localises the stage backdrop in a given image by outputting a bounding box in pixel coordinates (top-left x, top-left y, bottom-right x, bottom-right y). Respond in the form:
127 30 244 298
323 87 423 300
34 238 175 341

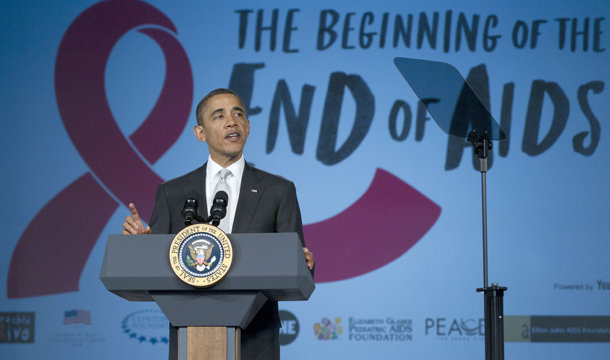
1 0 609 359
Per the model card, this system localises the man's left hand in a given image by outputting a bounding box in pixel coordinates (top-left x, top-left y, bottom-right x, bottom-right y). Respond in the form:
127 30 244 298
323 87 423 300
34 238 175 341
303 247 315 270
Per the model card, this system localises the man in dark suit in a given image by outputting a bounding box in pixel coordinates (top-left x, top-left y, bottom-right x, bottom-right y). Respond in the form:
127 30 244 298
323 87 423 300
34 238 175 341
122 88 314 360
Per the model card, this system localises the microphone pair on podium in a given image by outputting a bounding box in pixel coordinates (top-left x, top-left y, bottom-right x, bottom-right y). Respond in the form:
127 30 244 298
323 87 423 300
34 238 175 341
181 191 228 227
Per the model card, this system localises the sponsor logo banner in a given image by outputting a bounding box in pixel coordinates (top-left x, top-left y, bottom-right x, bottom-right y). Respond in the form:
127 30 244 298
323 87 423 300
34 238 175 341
49 310 104 345
279 310 299 345
348 317 413 341
314 317 343 340
0 312 35 344
63 310 91 326
425 317 484 341
505 316 610 343
121 310 169 345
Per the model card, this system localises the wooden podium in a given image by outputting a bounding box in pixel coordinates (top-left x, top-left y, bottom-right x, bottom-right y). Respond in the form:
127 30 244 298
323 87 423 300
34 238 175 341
100 233 315 360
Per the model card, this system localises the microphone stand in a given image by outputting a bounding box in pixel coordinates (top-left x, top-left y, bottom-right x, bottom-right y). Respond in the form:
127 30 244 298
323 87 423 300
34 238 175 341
182 201 226 228
207 216 220 227
183 211 223 228
468 129 507 360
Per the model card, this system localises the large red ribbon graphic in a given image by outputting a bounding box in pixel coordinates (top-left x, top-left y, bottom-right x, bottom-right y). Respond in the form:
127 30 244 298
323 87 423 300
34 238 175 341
8 1 441 298
8 0 193 298
304 168 441 282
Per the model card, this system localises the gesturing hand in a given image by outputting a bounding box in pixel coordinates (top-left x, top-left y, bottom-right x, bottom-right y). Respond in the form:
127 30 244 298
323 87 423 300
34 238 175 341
121 203 151 235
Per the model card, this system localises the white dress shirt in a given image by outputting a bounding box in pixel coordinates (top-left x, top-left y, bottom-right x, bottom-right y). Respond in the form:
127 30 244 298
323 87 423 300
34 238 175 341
205 155 244 233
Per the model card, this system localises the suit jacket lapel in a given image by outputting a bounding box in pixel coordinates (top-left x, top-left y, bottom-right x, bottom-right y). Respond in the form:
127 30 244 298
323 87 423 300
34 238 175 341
233 162 264 233
184 163 208 220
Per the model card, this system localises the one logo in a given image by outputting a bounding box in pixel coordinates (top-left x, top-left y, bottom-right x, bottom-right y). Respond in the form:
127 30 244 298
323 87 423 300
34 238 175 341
279 310 299 345
0 312 35 343
122 309 169 345
170 224 233 287
63 310 91 325
314 317 343 340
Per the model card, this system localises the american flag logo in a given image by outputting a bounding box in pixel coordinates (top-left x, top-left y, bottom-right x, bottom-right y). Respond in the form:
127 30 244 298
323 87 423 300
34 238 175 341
63 310 91 325
251 189 258 193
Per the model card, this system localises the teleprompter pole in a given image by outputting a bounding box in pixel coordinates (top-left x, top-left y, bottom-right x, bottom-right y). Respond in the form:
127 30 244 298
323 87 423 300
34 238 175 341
477 284 507 360
468 130 507 360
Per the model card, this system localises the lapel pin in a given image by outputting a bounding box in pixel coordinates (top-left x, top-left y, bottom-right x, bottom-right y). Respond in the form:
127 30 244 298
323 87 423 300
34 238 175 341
251 189 258 193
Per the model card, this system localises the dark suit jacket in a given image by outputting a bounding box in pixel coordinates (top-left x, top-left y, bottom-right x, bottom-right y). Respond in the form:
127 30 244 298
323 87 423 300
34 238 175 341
149 161 306 329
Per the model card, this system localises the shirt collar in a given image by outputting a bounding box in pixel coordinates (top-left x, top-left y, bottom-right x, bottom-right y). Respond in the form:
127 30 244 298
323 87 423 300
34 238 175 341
206 155 245 185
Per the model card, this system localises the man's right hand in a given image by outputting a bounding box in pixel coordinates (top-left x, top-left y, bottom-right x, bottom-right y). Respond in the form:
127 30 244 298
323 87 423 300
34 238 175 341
122 203 151 235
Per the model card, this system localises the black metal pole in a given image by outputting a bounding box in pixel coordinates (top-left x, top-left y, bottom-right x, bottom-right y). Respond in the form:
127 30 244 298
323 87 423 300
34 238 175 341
477 284 507 360
468 130 507 360
481 164 489 288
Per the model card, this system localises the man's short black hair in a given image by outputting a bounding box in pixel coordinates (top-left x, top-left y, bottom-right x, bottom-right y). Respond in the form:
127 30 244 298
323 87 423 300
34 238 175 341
195 88 246 126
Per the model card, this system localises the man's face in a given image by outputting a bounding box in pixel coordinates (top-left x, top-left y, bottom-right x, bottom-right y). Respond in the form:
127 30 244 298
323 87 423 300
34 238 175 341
194 94 250 166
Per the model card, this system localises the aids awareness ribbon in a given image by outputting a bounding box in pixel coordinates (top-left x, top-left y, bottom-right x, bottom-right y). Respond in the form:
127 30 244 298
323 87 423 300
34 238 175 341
303 168 441 282
8 0 193 298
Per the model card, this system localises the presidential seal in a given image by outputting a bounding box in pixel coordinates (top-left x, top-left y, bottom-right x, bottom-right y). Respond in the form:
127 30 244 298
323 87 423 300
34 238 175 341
169 224 233 287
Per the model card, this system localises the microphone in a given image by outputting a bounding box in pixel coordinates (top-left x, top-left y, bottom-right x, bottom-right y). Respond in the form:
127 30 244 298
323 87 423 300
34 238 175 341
182 191 200 226
210 191 228 227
